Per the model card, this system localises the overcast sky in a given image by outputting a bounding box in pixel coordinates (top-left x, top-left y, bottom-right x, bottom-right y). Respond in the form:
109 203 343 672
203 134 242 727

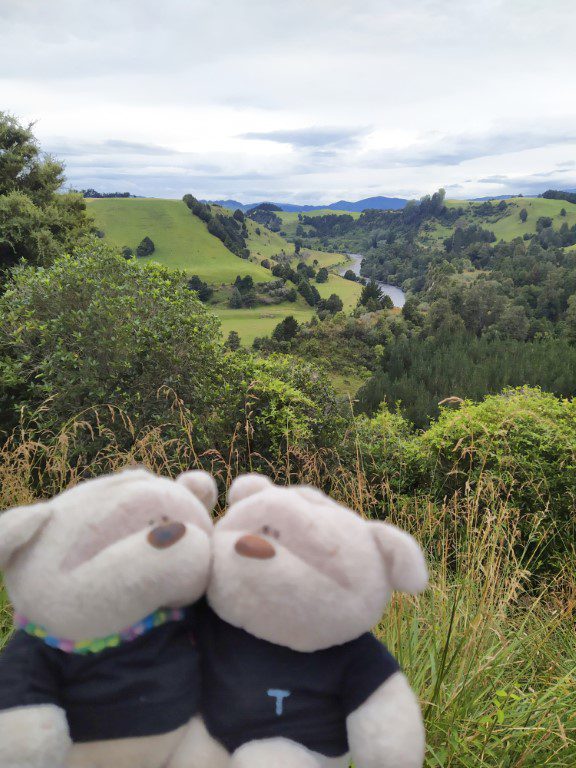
2 0 575 202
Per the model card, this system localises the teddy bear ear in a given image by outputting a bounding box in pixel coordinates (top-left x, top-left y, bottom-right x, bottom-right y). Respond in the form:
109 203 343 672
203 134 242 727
176 471 218 511
371 521 428 595
228 473 273 506
0 502 53 570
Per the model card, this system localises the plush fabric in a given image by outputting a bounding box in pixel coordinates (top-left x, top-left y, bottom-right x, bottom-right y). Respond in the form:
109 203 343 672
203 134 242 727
197 604 399 758
0 613 199 742
199 474 428 768
0 468 217 768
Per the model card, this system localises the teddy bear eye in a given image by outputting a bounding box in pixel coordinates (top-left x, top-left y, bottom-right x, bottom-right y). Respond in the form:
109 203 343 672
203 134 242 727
161 515 170 523
148 519 156 527
260 525 280 539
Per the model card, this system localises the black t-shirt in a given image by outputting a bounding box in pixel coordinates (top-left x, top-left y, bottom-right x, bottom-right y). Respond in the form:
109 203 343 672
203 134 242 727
197 604 400 758
0 611 200 742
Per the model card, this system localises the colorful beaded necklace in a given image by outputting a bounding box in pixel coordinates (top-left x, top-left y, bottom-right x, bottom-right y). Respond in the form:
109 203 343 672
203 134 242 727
14 607 185 655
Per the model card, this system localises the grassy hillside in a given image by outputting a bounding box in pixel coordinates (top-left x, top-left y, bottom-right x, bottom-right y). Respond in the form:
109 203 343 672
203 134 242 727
88 198 362 345
87 198 270 283
278 208 360 239
218 302 315 345
218 272 361 345
440 196 576 242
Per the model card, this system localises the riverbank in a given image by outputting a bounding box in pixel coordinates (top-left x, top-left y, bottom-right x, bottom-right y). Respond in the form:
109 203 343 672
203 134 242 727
339 253 406 307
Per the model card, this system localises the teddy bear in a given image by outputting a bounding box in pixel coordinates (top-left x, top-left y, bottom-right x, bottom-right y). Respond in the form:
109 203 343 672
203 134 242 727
181 473 429 768
0 467 217 768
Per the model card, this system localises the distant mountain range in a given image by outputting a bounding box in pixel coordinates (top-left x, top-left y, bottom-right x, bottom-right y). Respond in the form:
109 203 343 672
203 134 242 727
207 196 409 213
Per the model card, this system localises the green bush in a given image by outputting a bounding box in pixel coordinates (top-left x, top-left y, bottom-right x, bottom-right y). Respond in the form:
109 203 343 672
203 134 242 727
418 387 576 542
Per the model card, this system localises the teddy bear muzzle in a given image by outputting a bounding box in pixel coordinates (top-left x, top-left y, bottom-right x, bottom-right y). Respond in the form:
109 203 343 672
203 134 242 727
147 521 187 549
235 534 276 559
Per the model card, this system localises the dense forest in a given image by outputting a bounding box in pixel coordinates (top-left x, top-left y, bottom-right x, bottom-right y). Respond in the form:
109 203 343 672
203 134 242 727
258 188 576 425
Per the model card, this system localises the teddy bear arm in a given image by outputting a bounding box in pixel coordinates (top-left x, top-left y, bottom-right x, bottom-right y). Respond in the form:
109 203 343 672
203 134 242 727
167 716 230 768
230 738 324 768
0 704 71 768
346 672 425 768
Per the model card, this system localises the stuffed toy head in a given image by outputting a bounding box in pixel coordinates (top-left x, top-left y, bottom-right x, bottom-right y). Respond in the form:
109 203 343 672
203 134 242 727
0 468 217 641
207 474 428 652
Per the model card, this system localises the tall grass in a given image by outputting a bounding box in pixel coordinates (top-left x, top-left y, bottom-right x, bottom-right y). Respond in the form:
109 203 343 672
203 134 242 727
0 409 574 766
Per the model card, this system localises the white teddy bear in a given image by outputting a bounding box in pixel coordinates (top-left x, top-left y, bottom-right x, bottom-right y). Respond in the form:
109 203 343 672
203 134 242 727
0 467 217 768
184 473 429 768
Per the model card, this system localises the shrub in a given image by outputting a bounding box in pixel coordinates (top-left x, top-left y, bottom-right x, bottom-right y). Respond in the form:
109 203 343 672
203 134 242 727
418 387 576 548
136 236 155 258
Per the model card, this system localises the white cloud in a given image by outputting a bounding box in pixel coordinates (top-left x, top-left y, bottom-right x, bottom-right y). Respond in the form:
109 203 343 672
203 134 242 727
1 0 575 201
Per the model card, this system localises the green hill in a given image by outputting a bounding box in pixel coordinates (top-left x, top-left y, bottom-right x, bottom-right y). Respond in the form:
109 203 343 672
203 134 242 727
87 197 361 346
438 196 576 243
87 198 270 283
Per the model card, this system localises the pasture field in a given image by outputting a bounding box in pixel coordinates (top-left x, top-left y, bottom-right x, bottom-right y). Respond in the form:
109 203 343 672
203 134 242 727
277 208 361 238
216 302 315 345
316 273 362 309
88 198 362 343
442 196 576 242
87 198 270 283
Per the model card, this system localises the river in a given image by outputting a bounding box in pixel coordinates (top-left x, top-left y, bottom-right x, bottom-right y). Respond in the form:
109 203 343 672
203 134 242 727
338 253 406 308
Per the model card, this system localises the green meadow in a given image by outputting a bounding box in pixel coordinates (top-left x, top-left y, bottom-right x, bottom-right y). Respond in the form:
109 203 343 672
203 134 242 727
87 198 270 283
88 197 362 345
278 208 360 238
441 196 576 242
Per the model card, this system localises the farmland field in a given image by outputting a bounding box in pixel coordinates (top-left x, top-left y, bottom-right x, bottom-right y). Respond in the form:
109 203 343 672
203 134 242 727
439 197 576 242
87 198 270 283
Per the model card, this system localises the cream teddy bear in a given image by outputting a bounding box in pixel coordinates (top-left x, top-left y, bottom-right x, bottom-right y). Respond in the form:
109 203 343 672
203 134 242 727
183 474 428 768
0 467 217 768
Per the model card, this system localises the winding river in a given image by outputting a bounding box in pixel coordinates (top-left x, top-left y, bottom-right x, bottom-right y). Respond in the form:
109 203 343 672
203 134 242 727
339 253 406 308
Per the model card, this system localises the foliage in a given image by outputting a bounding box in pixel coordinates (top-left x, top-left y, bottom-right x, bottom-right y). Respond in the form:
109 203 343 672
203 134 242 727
0 113 91 270
542 189 576 205
136 235 155 258
357 333 576 428
247 206 282 232
419 387 576 537
0 405 574 766
88 198 269 284
272 315 299 342
224 330 241 351
0 244 226 443
317 293 344 315
187 274 214 302
183 194 250 259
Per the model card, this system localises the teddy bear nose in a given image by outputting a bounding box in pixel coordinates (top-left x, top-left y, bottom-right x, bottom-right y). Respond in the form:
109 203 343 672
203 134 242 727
147 522 186 549
235 534 276 559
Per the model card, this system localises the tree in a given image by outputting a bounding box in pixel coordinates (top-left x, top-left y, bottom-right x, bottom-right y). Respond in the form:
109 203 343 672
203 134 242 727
519 208 528 223
315 267 329 283
234 275 254 293
272 316 299 342
561 208 567 217
0 244 225 437
225 330 241 350
233 209 245 223
121 246 133 259
187 274 213 302
0 112 91 269
229 287 243 308
565 294 576 344
136 236 155 258
343 269 357 281
261 259 271 269
298 280 320 306
318 294 343 314
402 297 422 325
